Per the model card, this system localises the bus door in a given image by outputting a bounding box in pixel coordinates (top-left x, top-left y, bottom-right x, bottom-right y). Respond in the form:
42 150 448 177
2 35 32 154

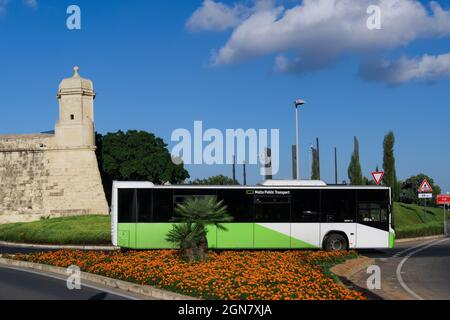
356 202 390 248
320 190 357 248
356 190 390 248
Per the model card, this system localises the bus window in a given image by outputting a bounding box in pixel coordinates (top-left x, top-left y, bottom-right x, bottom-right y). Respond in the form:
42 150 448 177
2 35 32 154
357 190 389 225
357 203 387 223
291 190 321 222
358 203 388 222
173 189 217 207
254 196 291 222
118 188 137 223
321 190 356 223
217 189 253 222
174 189 217 197
357 189 389 203
153 189 173 222
137 189 152 223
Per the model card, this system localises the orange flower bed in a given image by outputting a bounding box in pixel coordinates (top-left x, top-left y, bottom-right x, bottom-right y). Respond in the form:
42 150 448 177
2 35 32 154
15 250 365 300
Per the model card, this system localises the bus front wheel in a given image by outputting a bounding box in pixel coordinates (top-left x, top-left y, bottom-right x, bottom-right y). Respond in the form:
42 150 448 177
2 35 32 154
323 233 348 251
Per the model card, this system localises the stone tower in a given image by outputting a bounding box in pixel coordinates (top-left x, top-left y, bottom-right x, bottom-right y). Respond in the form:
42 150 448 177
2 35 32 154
55 66 96 147
0 67 109 224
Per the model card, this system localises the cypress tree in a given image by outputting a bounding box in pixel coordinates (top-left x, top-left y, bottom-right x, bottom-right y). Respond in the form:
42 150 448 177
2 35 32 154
311 147 320 180
311 138 320 180
383 131 398 201
348 137 363 185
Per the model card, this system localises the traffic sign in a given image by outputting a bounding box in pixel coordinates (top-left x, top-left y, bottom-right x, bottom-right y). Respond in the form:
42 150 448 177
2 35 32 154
437 195 450 205
419 193 433 199
418 179 433 193
371 172 384 186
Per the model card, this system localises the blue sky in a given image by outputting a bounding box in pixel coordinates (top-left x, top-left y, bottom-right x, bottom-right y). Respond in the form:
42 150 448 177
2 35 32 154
1 0 449 192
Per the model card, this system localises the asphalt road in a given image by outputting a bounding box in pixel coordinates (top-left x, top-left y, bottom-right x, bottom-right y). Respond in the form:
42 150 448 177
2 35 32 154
355 237 450 300
0 266 138 300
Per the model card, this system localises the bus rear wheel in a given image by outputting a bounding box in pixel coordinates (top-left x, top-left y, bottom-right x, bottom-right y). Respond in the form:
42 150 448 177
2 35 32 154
323 233 348 251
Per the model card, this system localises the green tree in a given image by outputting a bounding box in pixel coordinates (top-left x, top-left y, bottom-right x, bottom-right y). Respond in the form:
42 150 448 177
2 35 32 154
191 175 239 185
98 130 190 203
166 196 233 262
363 176 376 185
348 137 363 185
383 132 398 201
311 147 320 180
400 174 441 206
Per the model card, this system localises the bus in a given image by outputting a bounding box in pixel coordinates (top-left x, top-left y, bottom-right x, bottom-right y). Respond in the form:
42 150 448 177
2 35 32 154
111 180 395 251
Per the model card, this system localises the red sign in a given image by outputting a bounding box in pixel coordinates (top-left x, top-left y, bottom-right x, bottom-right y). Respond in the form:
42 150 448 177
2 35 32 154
371 172 385 186
437 195 450 205
418 179 433 193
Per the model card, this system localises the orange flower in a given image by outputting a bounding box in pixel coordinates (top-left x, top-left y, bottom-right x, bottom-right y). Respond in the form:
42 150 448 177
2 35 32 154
14 249 365 300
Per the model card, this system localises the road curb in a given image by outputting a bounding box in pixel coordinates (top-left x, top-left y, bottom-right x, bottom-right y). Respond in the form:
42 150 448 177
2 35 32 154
330 256 384 300
331 256 375 279
0 257 196 300
0 241 119 251
395 235 446 243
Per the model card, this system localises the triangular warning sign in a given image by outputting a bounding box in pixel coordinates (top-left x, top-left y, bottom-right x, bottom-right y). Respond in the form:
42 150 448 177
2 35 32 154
372 172 384 186
418 179 433 193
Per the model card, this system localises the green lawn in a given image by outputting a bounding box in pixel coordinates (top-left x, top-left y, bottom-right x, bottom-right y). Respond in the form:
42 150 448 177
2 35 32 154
0 215 111 245
393 203 447 239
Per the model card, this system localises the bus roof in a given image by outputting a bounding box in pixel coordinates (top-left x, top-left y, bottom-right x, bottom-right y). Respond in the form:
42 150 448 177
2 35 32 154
112 181 390 190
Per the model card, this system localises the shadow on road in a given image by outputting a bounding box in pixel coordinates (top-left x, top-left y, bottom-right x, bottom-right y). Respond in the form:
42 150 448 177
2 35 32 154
88 292 110 300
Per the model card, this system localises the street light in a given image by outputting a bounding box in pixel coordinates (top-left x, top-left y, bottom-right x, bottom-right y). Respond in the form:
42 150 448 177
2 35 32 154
294 99 306 180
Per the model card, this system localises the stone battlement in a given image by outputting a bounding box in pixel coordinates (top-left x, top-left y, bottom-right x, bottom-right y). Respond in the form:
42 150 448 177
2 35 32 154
0 134 54 152
0 67 109 224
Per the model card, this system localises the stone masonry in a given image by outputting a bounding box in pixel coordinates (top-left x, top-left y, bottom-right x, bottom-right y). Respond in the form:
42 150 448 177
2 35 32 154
0 67 109 223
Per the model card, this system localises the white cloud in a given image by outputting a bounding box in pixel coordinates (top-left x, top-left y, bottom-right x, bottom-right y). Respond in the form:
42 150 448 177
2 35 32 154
24 0 37 9
0 0 37 14
188 0 450 84
186 0 250 32
360 53 450 85
0 0 10 14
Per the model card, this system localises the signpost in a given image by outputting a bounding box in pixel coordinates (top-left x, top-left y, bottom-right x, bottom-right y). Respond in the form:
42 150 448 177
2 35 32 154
418 179 433 223
371 172 384 186
437 195 450 205
437 195 450 236
418 179 433 193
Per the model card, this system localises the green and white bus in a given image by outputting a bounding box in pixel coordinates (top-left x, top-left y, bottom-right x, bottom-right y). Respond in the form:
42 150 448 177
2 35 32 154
111 180 395 251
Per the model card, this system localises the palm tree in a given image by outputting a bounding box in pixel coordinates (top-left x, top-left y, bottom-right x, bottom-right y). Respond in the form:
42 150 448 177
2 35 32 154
166 196 233 262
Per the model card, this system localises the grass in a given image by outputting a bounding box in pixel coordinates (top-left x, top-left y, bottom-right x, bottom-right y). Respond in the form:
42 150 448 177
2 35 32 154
393 202 447 239
0 215 111 245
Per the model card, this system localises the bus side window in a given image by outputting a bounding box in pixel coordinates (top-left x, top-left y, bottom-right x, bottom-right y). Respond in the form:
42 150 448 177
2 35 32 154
291 190 321 222
357 190 389 224
254 196 291 222
357 203 388 223
217 189 253 222
137 189 152 223
321 190 356 223
118 188 136 223
153 189 174 222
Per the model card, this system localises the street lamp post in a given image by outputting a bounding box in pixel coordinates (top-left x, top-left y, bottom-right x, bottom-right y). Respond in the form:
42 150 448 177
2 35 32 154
294 99 306 180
